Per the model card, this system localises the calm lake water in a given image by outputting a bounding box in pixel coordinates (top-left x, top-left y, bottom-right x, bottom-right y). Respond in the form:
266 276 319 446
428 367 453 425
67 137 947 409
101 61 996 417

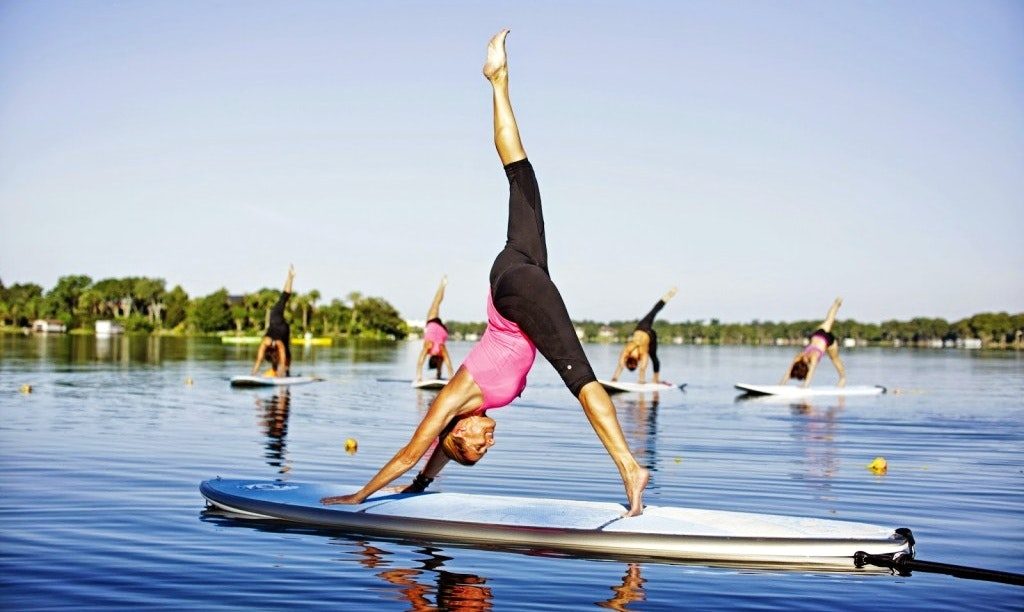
1 335 1021 610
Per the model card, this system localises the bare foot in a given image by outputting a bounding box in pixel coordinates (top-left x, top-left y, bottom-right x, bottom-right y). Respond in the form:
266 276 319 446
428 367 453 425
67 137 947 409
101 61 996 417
622 466 649 517
483 29 510 80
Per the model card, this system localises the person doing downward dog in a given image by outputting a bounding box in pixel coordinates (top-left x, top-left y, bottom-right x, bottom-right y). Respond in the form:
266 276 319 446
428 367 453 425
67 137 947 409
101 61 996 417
251 265 295 378
416 276 455 381
611 287 678 385
322 30 648 516
781 297 847 388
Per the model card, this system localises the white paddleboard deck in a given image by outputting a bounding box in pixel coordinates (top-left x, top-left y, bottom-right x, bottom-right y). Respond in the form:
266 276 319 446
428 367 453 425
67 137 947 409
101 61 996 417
200 478 909 565
230 376 319 388
599 380 683 394
735 383 886 397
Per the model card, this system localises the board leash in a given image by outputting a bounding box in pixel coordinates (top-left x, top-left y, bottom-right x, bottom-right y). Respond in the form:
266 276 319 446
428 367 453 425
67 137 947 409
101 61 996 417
854 528 1024 586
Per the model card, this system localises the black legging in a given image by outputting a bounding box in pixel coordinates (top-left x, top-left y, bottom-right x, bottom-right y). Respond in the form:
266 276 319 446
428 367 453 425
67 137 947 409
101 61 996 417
489 159 596 397
266 291 292 366
635 300 666 374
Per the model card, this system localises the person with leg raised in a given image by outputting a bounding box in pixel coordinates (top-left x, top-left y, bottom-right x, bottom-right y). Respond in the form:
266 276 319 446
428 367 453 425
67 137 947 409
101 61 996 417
323 30 648 516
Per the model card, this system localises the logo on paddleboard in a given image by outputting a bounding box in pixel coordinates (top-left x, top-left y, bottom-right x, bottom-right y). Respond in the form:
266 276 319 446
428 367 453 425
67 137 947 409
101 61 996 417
243 482 298 492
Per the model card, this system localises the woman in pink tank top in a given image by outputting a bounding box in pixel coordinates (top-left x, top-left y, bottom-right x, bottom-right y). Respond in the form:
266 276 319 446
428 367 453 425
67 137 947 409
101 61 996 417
780 297 848 387
323 30 648 517
416 275 454 382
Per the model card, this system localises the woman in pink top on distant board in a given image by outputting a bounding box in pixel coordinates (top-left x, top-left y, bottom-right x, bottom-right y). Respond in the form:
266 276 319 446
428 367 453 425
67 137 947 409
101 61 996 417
415 276 455 382
323 30 648 516
780 297 847 388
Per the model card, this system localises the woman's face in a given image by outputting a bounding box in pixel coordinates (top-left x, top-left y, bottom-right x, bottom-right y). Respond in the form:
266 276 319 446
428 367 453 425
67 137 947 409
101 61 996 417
452 415 496 462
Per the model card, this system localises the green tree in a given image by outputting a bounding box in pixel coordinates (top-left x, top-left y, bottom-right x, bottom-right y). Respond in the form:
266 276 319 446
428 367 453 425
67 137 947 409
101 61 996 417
44 275 92 327
187 289 232 332
353 296 407 339
163 285 189 329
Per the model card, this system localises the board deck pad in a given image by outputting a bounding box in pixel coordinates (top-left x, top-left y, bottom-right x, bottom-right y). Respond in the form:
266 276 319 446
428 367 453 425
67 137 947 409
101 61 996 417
735 383 885 397
229 376 320 388
200 478 910 566
599 380 683 394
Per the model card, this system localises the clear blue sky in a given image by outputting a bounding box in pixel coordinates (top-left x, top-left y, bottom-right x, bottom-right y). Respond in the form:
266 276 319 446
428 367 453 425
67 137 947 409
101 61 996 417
1 1 1021 323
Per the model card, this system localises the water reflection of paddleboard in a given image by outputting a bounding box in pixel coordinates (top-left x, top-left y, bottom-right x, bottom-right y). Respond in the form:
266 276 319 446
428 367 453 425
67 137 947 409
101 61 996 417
200 478 911 566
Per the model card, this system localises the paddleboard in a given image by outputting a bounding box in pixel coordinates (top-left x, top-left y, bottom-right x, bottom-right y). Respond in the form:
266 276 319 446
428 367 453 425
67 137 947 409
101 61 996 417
412 379 447 390
221 336 262 345
200 478 911 566
599 380 682 394
230 376 320 388
292 337 332 346
734 383 885 397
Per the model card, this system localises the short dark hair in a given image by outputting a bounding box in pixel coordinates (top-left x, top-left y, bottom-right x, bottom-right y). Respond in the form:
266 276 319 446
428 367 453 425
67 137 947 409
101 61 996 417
440 418 480 466
790 359 809 380
625 356 638 371
428 354 442 370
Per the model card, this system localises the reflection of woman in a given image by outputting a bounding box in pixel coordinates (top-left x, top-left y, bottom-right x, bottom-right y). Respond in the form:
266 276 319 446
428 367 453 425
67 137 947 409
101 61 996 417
600 563 646 611
781 297 847 387
611 287 677 384
258 390 291 473
416 276 455 382
251 266 295 378
322 30 648 516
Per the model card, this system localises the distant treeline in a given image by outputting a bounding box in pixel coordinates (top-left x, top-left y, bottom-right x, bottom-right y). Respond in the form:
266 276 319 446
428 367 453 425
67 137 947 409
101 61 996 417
0 275 407 340
4 275 1021 348
438 314 1024 349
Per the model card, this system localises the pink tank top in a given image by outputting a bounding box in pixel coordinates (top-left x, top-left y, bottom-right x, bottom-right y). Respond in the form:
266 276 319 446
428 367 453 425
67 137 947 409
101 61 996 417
424 321 448 356
462 293 537 410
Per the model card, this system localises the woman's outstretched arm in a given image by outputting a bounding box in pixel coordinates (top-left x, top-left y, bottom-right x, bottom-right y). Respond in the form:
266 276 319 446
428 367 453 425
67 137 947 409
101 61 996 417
780 354 801 384
321 368 483 504
252 341 268 375
611 345 630 381
483 29 526 165
440 344 455 378
415 343 430 381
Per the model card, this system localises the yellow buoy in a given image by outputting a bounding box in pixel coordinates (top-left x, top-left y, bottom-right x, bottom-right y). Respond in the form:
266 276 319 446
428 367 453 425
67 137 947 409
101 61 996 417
20 384 32 394
867 456 888 475
344 438 358 454
185 377 194 386
674 457 682 464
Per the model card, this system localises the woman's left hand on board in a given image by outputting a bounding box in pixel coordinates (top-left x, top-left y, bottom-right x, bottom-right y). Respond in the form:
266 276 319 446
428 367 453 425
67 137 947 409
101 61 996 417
321 494 364 505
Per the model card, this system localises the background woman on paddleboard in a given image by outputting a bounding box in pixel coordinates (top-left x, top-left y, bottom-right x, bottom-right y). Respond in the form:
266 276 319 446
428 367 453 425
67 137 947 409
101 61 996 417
415 276 455 382
322 29 648 516
610 287 678 385
251 265 295 378
780 297 847 387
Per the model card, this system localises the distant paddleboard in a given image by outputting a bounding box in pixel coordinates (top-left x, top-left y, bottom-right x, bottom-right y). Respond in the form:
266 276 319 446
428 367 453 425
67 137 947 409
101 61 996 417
599 380 683 394
221 336 262 345
230 376 320 388
292 336 332 346
735 383 885 397
412 379 447 390
200 478 911 566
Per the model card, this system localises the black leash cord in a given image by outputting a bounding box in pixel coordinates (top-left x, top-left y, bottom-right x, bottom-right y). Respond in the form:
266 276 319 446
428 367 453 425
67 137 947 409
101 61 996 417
855 551 1024 586
854 528 1024 586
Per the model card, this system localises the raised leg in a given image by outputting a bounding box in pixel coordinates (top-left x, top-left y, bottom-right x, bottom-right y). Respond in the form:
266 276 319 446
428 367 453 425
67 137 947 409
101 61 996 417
426 275 447 321
819 297 843 332
484 29 526 166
